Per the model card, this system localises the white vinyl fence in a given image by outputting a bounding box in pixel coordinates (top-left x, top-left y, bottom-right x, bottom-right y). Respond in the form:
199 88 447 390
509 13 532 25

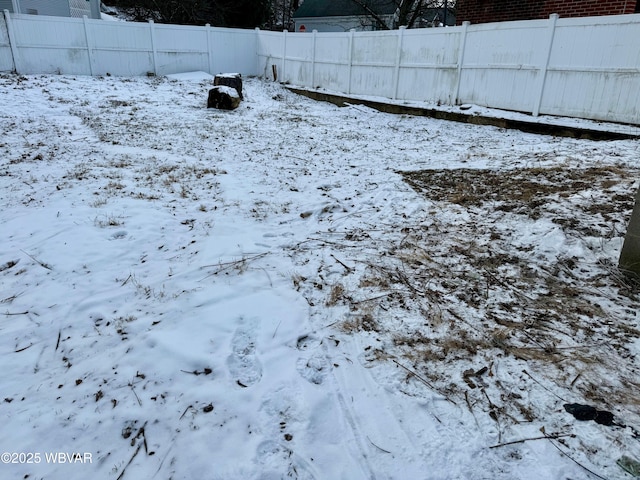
1 10 639 125
257 14 640 125
0 11 258 76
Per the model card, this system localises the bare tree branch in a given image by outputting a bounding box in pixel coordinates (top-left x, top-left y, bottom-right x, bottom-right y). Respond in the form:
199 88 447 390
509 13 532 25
347 0 455 30
350 0 393 30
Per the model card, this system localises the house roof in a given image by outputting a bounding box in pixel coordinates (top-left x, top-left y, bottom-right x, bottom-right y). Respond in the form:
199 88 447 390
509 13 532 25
293 0 398 19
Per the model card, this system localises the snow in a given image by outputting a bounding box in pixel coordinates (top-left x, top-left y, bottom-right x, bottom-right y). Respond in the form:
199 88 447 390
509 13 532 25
306 88 640 138
166 71 216 82
1 72 639 480
212 84 241 98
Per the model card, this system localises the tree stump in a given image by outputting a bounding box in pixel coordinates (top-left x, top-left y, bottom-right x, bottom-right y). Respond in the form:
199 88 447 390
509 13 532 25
619 184 640 277
207 86 241 110
214 73 243 99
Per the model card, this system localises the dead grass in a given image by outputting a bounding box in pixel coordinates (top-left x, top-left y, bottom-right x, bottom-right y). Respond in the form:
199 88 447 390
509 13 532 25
319 165 640 437
325 283 345 306
401 166 635 224
340 311 379 333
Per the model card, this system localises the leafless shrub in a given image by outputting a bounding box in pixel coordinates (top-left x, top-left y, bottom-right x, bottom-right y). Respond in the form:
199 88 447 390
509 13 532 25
67 163 91 180
94 214 124 228
90 197 108 208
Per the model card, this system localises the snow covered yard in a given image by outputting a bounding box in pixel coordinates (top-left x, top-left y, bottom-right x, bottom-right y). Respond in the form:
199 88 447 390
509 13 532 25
1 72 639 480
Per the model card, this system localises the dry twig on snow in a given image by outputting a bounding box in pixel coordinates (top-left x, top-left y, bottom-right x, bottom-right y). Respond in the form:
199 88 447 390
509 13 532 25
20 249 52 270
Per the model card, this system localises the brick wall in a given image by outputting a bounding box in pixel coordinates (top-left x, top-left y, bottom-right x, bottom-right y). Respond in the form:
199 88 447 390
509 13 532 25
455 0 639 25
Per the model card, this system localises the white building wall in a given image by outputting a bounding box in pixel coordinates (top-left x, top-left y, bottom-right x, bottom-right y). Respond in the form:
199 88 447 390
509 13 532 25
0 0 100 18
14 0 70 16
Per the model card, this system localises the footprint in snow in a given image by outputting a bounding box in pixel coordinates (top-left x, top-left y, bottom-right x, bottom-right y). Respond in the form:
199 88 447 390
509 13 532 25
110 230 127 239
294 334 329 384
295 334 321 351
255 440 317 480
296 353 329 385
227 319 263 387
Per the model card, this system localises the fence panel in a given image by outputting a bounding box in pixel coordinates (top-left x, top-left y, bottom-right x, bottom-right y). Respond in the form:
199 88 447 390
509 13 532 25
457 19 548 113
542 15 640 124
154 23 209 76
0 12 13 71
313 33 351 92
350 30 398 98
396 28 461 104
13 14 90 74
206 27 257 76
87 19 153 75
256 30 283 79
281 30 314 87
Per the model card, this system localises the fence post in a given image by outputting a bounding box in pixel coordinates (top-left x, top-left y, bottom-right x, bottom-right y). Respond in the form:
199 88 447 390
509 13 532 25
393 26 406 100
281 29 288 83
90 0 100 19
10 0 19 14
533 13 558 117
149 19 158 75
82 16 94 76
254 27 261 78
206 24 213 74
619 185 640 277
3 9 20 73
347 29 355 95
454 21 470 104
311 29 317 88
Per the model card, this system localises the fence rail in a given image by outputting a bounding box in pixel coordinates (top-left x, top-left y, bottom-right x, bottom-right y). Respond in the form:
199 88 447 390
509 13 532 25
1 10 639 125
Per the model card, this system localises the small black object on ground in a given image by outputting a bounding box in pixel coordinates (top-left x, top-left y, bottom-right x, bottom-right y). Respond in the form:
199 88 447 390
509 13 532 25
563 403 616 426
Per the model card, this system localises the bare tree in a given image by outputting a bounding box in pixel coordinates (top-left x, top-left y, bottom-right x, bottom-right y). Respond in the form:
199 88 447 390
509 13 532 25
265 0 300 30
350 0 455 30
